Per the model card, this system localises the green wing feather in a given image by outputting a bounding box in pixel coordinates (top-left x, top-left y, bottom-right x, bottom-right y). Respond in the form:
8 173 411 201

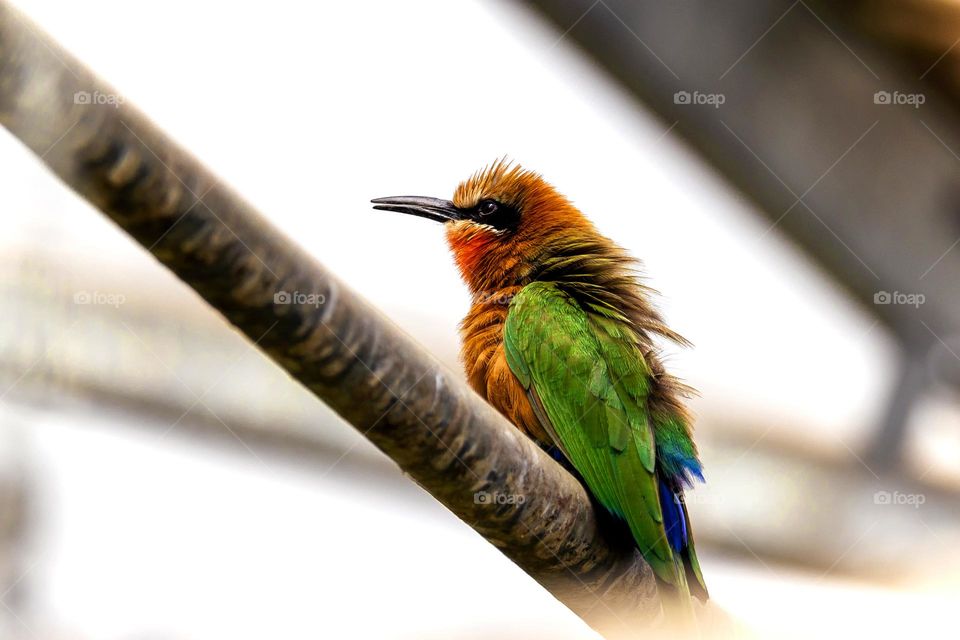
504 281 685 588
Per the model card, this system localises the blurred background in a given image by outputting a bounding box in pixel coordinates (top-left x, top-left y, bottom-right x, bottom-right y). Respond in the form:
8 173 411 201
2 0 960 637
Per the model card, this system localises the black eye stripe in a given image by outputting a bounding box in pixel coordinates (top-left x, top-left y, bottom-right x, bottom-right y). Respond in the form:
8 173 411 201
471 199 519 231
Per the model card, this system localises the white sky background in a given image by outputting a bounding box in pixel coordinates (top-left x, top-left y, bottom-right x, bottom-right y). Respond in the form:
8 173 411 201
0 0 918 638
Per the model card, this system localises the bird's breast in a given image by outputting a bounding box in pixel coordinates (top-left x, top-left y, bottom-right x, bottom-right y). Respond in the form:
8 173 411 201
459 297 552 445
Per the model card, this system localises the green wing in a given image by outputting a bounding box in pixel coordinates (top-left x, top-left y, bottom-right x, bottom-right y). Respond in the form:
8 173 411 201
504 281 685 588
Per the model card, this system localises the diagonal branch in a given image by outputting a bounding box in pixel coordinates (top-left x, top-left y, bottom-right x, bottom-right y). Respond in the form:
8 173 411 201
0 3 660 636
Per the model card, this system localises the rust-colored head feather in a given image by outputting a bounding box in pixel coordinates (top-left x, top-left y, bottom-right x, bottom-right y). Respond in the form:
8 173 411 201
447 159 592 293
452 158 547 211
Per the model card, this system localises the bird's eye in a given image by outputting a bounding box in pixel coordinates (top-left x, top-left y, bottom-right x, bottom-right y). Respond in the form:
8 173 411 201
478 200 499 216
469 198 519 231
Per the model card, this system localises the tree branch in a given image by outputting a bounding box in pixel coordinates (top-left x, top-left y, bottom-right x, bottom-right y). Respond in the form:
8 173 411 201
0 3 660 635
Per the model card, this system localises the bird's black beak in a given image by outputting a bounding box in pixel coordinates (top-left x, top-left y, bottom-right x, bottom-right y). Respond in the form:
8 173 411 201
371 196 463 223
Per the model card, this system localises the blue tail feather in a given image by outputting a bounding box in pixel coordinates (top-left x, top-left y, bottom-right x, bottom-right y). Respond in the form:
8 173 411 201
658 477 688 552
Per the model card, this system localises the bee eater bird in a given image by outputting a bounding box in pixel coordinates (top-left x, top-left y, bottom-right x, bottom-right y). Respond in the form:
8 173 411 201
372 160 708 612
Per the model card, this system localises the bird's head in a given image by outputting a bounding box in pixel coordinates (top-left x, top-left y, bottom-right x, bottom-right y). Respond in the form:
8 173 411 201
373 159 594 295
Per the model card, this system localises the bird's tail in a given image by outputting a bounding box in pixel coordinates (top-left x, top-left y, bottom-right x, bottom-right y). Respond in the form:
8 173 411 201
660 557 694 612
656 565 701 637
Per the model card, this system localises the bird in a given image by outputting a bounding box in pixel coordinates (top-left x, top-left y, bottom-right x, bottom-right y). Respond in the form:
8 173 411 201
372 159 708 614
